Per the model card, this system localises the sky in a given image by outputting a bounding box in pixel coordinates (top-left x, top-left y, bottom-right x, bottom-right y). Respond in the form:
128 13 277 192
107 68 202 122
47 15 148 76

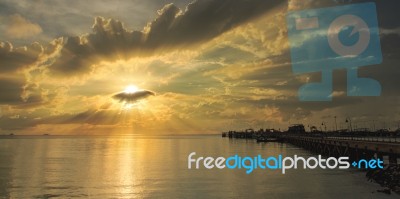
0 0 399 135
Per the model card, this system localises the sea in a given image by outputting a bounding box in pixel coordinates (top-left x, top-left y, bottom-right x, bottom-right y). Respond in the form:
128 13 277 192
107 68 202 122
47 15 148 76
0 135 398 198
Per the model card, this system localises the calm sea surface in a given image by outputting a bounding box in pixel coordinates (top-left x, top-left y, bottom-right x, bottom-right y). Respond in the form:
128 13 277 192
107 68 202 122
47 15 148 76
0 135 398 199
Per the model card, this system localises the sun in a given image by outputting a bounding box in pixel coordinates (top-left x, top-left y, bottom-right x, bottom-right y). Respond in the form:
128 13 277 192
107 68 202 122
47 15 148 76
124 85 139 94
116 84 152 111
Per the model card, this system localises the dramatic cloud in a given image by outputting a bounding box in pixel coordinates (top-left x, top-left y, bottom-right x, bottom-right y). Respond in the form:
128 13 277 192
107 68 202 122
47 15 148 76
0 41 43 72
0 0 399 134
43 0 283 76
0 77 24 104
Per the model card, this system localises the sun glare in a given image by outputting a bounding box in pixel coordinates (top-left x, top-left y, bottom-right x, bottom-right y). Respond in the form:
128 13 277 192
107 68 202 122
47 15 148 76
124 85 139 94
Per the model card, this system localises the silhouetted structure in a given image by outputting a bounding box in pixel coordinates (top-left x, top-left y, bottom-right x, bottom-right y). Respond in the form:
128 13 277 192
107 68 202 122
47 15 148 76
222 123 400 164
288 124 305 133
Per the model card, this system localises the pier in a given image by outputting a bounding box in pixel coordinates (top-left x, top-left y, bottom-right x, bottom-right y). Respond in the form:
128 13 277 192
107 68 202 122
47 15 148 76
222 126 400 164
283 135 399 164
222 126 400 193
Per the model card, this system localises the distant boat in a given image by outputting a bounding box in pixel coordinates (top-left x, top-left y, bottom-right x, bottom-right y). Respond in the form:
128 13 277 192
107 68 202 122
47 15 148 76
9 133 14 136
43 134 50 136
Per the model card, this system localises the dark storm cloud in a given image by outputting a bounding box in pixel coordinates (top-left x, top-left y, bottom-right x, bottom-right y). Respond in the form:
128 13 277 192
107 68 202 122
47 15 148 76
0 78 24 104
380 33 400 57
112 90 155 103
0 77 46 108
0 41 43 72
0 1 16 15
352 0 400 29
43 0 283 75
145 0 283 46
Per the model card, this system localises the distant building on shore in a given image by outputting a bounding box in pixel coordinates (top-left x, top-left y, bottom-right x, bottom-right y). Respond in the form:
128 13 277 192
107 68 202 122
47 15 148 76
288 124 305 133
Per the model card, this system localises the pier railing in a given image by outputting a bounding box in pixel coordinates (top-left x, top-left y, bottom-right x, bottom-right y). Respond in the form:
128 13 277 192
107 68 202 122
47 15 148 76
223 131 400 143
282 133 400 143
325 136 399 143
